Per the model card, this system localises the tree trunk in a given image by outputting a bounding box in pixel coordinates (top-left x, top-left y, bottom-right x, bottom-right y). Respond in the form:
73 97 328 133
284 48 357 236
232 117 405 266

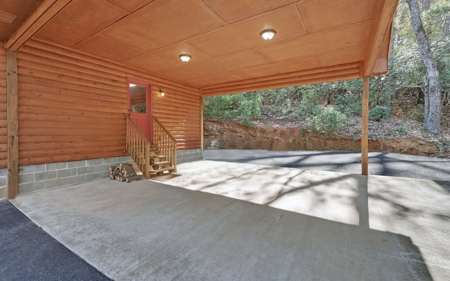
406 0 441 133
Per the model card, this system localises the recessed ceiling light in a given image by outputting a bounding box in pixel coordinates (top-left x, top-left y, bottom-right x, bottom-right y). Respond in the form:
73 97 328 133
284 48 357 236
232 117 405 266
179 54 191 62
260 29 276 40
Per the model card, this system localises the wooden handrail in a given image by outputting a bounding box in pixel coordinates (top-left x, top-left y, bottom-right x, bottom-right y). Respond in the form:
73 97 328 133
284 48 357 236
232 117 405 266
153 116 177 142
124 114 151 179
124 114 178 178
152 116 177 173
124 113 150 143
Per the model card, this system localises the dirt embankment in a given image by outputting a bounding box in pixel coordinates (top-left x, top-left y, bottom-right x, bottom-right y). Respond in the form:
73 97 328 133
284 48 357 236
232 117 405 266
204 121 450 158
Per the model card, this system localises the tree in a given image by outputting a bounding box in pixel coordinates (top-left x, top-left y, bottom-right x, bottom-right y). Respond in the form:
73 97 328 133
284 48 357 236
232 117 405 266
406 0 442 133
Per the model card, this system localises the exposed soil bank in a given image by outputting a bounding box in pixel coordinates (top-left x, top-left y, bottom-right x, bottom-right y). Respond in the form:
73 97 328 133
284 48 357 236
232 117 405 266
204 121 450 158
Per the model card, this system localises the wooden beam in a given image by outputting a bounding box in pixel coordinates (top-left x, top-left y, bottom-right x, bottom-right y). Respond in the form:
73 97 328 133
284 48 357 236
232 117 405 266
201 62 361 91
361 76 370 175
364 0 398 76
202 72 360 97
5 0 72 51
6 50 19 199
200 97 204 149
202 68 359 94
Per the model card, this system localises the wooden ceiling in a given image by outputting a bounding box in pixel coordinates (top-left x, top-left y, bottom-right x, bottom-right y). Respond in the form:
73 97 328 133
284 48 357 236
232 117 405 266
0 0 44 42
4 0 398 95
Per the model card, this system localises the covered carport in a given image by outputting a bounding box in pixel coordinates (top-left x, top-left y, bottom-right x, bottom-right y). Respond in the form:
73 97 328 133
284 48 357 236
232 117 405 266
3 0 399 200
4 0 449 280
11 162 450 280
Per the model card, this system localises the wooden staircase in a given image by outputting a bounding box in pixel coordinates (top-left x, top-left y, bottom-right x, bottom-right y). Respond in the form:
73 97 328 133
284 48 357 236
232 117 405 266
124 114 177 179
149 144 175 175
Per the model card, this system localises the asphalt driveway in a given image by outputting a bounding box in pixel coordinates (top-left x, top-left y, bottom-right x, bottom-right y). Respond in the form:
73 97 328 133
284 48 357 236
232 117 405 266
204 150 450 182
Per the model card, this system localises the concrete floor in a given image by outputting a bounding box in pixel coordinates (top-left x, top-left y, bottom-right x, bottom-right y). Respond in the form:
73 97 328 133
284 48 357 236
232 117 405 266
12 161 450 281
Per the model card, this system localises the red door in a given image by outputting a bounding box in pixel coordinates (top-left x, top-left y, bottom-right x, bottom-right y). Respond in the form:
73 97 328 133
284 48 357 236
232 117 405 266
127 78 152 142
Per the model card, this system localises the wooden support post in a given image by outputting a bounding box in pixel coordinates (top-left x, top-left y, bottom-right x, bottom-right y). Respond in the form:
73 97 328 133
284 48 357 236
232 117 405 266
361 76 370 175
145 142 150 179
200 96 204 149
6 50 18 199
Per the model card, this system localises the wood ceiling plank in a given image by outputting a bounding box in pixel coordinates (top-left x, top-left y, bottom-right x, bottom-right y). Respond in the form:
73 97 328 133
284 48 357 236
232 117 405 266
185 4 307 57
161 67 202 82
202 68 360 94
257 20 372 62
0 10 17 24
318 45 367 67
203 72 360 96
235 55 321 78
203 63 360 90
183 50 269 77
201 0 298 23
5 0 73 51
106 0 155 13
74 34 144 61
297 0 377 34
0 0 43 41
35 0 128 46
364 0 398 76
100 0 226 53
187 71 245 87
125 42 210 73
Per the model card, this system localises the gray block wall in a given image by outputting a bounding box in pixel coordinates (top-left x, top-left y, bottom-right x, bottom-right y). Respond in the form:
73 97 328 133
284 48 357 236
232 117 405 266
0 168 6 199
18 156 132 194
177 149 204 164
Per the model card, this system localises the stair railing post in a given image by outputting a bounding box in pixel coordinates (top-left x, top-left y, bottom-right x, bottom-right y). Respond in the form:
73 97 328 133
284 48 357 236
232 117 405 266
174 144 177 173
145 142 150 179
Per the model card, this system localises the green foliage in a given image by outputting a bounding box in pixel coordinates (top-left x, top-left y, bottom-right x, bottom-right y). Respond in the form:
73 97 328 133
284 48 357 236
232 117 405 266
407 104 425 121
203 92 262 126
391 125 408 135
203 0 449 131
307 106 347 136
369 106 391 121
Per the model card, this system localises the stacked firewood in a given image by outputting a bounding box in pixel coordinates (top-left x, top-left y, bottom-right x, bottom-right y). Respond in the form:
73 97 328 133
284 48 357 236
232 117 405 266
109 163 141 183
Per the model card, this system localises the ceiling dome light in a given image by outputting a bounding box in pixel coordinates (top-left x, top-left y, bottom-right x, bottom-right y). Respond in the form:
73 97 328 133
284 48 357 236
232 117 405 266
260 29 276 40
179 54 191 62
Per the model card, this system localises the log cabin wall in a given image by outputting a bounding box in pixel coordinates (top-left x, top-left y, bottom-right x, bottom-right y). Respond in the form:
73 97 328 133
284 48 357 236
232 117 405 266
17 39 201 166
0 47 7 169
0 47 7 198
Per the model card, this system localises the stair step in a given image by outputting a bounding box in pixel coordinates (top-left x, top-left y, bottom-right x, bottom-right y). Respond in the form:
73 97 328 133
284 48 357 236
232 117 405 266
150 161 170 166
150 155 166 159
150 167 175 174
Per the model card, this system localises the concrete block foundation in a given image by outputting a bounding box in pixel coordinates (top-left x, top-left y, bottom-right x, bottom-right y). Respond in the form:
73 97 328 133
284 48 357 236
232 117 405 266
177 149 204 164
16 156 133 195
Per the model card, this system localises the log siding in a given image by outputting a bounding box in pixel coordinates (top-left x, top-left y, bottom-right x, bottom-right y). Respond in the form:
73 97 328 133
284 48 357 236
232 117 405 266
0 47 7 168
16 39 201 166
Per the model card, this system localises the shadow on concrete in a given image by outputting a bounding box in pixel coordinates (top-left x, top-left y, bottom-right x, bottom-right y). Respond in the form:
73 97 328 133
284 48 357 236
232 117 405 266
204 150 450 181
12 178 436 281
164 160 450 279
150 173 182 182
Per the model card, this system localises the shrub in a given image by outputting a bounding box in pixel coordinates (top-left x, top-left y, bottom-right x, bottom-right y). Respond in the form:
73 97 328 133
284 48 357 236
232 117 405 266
308 106 347 136
369 106 390 121
407 104 424 122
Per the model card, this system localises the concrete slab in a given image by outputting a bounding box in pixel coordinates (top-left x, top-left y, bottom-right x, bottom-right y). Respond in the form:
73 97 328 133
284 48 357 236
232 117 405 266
11 161 450 281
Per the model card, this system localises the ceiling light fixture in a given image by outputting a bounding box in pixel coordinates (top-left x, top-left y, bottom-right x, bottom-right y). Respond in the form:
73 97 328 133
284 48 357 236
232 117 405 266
179 54 191 62
260 29 276 40
159 90 165 96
